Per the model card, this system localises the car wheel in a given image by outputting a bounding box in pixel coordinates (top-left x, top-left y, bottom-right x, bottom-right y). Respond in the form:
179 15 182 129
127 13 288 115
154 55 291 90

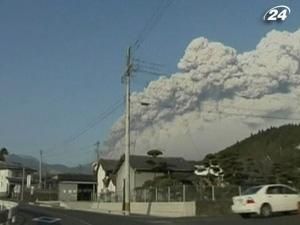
260 204 272 217
240 213 251 219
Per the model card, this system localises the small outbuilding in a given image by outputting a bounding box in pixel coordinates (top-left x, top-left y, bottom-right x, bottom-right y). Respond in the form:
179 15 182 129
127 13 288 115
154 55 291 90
52 174 97 201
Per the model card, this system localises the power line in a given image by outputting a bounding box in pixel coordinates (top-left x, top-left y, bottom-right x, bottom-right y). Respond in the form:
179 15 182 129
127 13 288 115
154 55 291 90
61 100 123 144
199 102 300 121
44 144 105 165
43 104 121 161
133 0 174 51
45 98 123 154
135 68 169 77
133 58 165 68
220 110 300 121
45 143 95 158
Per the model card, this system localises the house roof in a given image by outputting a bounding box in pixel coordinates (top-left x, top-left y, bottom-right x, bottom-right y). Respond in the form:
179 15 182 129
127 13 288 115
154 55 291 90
0 162 36 172
98 159 118 172
114 154 195 174
7 177 39 185
52 173 96 183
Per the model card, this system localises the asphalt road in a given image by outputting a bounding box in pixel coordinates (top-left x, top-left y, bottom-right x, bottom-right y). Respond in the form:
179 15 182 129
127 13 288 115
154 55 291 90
16 204 300 225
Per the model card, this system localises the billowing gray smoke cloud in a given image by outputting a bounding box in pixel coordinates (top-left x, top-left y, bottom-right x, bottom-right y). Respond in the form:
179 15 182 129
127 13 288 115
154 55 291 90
104 29 300 160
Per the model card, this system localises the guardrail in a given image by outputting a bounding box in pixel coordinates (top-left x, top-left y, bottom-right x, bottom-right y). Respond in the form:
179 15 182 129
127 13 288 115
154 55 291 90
0 200 18 225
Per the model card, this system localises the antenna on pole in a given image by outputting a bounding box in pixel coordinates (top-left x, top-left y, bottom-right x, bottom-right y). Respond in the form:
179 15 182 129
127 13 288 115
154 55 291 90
95 141 100 161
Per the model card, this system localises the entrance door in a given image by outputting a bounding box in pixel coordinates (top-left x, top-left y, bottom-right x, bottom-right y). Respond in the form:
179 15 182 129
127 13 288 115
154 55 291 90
77 184 93 201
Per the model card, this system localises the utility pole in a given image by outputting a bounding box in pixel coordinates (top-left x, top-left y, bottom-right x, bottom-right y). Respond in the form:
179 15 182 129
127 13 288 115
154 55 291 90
95 141 100 161
124 46 132 215
94 141 100 201
44 162 48 190
39 150 43 189
21 167 25 201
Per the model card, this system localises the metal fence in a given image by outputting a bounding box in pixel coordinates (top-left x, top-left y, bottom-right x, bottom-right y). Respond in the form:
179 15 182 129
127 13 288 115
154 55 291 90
10 189 58 202
93 183 300 203
95 185 245 203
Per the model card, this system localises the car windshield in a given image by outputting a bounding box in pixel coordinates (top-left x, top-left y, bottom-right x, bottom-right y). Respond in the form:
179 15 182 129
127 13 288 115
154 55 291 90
241 186 262 195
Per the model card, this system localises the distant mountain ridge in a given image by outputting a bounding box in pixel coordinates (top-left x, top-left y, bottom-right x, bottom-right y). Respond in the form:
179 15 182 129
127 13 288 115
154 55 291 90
6 154 93 175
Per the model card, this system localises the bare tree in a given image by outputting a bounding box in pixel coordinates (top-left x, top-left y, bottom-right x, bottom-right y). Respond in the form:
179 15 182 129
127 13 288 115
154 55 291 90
0 148 8 161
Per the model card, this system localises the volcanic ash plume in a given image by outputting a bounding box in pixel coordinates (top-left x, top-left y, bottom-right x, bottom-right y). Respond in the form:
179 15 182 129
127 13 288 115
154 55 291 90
104 29 300 160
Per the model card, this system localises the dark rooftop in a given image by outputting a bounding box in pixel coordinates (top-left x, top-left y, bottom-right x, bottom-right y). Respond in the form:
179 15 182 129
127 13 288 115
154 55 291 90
114 155 195 173
98 159 118 172
52 173 96 182
0 161 36 172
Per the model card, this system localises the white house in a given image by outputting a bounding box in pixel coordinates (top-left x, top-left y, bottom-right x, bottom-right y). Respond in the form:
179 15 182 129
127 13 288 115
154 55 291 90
0 162 35 197
94 159 118 196
114 155 195 195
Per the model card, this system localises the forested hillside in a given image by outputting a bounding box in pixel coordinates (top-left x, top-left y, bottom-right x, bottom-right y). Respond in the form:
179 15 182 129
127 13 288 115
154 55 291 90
202 124 300 186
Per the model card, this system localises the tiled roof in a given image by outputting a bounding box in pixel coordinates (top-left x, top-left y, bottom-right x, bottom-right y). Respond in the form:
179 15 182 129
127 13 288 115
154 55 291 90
98 159 118 172
0 162 36 172
114 154 195 173
52 173 96 182
131 155 194 171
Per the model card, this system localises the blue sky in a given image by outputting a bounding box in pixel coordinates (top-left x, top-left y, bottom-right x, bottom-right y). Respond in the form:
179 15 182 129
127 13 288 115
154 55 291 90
0 0 299 166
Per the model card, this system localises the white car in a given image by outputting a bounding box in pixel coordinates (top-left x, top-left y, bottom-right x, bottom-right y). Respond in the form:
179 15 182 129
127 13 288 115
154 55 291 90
231 184 300 218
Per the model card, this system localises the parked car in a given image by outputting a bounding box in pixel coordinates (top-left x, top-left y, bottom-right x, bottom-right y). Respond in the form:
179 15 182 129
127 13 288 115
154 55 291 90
231 184 300 218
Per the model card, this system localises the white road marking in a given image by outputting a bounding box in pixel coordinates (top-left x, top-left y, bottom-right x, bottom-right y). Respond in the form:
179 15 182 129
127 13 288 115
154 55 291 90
146 220 173 224
32 216 61 223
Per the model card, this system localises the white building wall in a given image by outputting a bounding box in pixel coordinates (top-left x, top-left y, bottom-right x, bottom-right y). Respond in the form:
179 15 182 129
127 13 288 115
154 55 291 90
116 162 125 195
115 164 164 195
115 163 135 195
97 165 116 196
0 170 12 196
107 177 115 193
97 165 105 195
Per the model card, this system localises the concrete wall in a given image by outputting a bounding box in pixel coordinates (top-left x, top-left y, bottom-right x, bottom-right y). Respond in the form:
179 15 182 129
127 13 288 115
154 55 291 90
62 201 196 217
131 202 196 217
58 183 78 201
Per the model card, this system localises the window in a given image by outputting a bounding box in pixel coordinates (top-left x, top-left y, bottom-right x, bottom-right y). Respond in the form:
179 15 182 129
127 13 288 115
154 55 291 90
266 186 281 194
242 186 262 195
281 186 298 195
